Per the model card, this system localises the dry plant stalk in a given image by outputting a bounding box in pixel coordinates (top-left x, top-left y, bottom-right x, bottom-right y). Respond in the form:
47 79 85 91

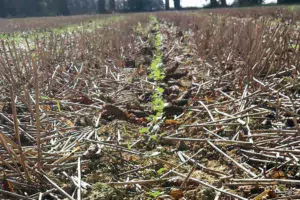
10 86 31 183
32 57 42 170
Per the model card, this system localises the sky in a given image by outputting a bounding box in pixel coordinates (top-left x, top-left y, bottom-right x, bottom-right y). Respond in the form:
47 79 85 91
167 0 276 7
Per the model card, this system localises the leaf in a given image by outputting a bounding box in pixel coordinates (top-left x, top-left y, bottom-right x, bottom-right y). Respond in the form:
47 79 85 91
205 96 212 103
41 95 51 100
78 96 94 105
123 124 127 135
65 119 75 127
185 60 191 65
157 87 164 94
271 169 286 179
72 146 81 153
136 117 148 123
117 60 124 68
160 132 167 137
238 80 243 91
151 135 158 141
139 64 144 74
59 117 75 131
169 188 183 200
139 127 149 134
126 140 131 150
61 66 67 73
125 111 135 119
180 86 187 91
253 189 276 200
157 168 166 175
2 173 14 192
56 101 61 112
40 105 51 111
147 190 162 198
165 119 181 125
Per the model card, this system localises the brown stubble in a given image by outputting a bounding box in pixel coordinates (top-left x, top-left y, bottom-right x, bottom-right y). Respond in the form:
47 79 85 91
157 11 299 92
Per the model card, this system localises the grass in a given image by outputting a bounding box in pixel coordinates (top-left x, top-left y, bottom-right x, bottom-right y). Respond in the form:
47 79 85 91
0 14 113 34
0 15 123 47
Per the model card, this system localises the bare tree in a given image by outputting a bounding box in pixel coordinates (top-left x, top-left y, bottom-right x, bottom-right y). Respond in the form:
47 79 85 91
109 0 116 11
165 0 170 10
98 0 106 13
220 0 227 6
173 0 181 9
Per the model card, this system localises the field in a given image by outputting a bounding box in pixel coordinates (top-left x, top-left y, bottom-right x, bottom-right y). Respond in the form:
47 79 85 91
0 6 300 200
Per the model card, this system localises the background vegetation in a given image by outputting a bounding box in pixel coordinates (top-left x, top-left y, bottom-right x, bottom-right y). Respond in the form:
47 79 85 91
1 0 300 18
0 2 299 200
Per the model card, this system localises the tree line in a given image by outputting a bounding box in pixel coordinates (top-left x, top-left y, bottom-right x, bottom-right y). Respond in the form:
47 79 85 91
0 0 70 17
0 0 299 18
